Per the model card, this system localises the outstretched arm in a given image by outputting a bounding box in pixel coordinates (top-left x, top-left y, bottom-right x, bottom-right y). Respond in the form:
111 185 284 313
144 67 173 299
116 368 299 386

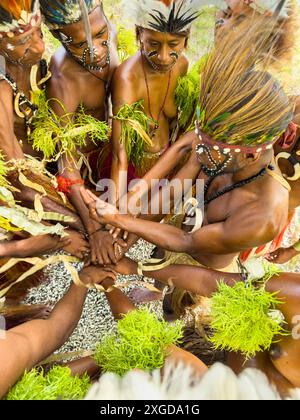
114 257 239 296
0 266 116 397
99 276 207 376
82 190 281 258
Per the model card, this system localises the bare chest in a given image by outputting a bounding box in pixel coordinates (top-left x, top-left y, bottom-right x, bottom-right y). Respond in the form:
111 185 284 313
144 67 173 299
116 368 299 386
204 176 250 225
139 77 178 122
79 78 108 119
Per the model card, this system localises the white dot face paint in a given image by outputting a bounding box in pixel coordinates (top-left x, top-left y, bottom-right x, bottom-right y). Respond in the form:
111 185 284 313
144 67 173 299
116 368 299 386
7 43 15 51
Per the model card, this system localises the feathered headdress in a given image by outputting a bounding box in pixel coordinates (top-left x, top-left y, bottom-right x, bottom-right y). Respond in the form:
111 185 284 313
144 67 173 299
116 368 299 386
196 12 294 153
0 0 40 37
123 0 222 33
40 0 100 29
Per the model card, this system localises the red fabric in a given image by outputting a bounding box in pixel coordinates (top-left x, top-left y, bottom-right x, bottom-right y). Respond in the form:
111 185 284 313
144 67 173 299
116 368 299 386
56 176 84 194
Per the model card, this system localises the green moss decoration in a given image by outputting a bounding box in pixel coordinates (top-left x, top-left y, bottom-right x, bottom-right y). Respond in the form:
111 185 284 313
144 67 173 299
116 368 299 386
175 56 207 132
117 26 138 62
114 101 154 168
6 366 91 400
94 309 183 376
29 92 110 161
209 280 289 360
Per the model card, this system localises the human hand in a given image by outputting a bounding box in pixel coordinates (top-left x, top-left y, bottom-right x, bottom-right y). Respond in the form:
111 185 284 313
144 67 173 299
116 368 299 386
88 229 127 266
63 229 90 260
16 234 71 258
111 257 137 276
79 265 118 286
265 246 299 264
80 188 119 225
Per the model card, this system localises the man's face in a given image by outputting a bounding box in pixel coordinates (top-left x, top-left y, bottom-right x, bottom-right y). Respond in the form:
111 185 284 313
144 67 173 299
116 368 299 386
59 6 109 68
196 144 237 176
139 28 186 73
0 17 45 66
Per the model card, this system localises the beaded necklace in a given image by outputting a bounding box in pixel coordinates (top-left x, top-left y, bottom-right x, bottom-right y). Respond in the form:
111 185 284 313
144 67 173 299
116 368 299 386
141 51 172 139
204 166 271 206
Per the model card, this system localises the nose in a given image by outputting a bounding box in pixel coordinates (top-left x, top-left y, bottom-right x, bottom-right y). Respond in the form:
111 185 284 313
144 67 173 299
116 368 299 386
29 33 45 58
157 45 170 64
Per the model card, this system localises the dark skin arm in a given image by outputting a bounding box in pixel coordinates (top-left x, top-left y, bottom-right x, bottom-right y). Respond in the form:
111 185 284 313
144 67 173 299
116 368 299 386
82 189 280 258
113 256 239 296
0 235 71 259
0 265 116 397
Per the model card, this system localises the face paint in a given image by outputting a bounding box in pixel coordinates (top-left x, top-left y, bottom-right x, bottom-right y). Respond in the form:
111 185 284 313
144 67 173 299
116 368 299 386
59 29 111 72
147 50 158 58
143 46 182 73
196 143 233 177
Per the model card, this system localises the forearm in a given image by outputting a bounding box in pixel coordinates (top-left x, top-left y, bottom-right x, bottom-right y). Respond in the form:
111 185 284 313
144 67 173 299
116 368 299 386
111 154 128 206
69 185 101 234
47 283 87 342
112 214 193 253
119 257 239 296
142 132 195 184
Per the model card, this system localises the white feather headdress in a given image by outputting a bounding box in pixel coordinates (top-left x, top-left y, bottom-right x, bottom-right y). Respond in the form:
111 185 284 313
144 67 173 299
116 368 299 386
85 362 300 400
122 0 223 32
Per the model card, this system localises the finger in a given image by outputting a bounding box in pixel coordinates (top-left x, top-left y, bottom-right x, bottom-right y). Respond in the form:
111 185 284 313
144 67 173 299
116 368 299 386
90 244 98 265
123 231 128 240
61 237 72 247
103 267 119 276
96 247 105 266
101 248 112 266
85 189 99 202
116 238 128 248
113 228 121 239
106 244 116 265
84 256 91 267
106 272 117 281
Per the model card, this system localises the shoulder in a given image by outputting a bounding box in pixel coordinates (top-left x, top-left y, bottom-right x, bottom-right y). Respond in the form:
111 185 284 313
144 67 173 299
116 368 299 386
112 52 141 87
112 53 142 105
48 50 80 107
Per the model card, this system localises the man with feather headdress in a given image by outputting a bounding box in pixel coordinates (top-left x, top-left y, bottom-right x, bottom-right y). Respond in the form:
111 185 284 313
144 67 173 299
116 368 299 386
110 0 217 206
0 1 90 258
213 0 300 265
40 0 125 266
81 12 294 312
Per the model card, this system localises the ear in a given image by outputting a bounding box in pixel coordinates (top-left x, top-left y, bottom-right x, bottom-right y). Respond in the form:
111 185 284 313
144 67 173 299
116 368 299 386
277 122 297 150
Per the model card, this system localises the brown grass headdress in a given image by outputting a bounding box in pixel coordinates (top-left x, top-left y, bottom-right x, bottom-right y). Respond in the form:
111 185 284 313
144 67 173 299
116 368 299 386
196 13 294 154
0 0 40 37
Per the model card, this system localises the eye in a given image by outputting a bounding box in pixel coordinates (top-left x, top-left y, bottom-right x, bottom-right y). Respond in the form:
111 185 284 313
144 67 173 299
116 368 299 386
169 43 179 48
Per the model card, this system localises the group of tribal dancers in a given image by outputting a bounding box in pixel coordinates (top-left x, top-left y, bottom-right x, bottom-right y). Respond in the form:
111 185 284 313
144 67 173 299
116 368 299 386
0 0 300 400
